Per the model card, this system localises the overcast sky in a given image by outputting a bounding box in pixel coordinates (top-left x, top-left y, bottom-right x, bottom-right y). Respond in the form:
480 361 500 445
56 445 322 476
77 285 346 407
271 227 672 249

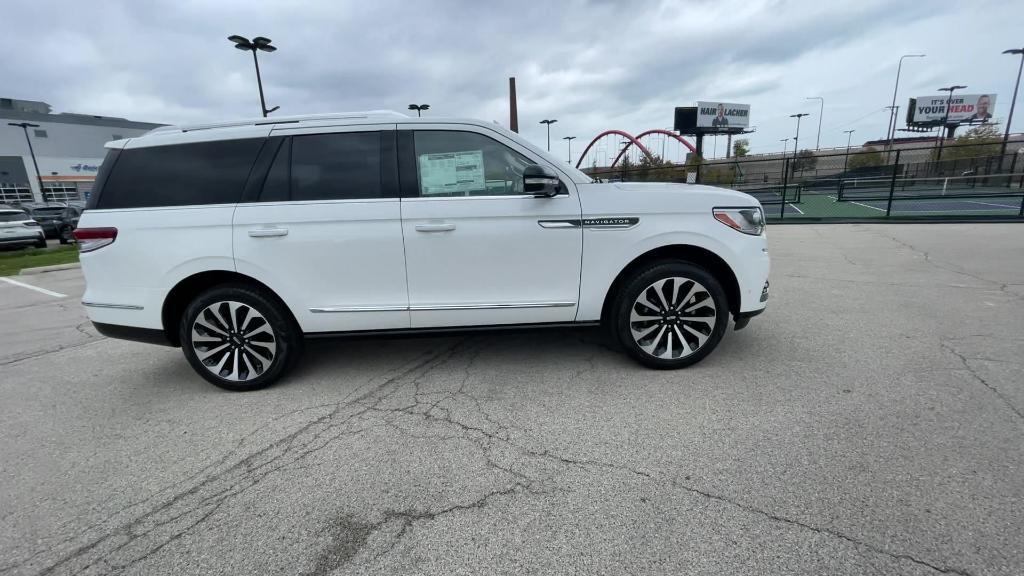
6 0 1023 164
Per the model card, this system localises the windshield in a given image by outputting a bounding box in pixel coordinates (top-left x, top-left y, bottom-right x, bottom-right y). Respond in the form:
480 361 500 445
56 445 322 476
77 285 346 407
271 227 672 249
0 211 28 222
31 207 64 216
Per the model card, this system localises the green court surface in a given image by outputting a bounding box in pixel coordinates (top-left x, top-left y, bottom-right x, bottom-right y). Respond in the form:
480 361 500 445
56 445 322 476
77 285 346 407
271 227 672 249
765 191 1024 220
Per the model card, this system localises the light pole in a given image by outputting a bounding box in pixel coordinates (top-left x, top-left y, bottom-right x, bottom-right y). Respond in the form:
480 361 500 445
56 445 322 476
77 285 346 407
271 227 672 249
1000 48 1024 166
7 122 44 200
887 54 925 151
408 104 430 117
780 138 789 155
562 135 576 164
935 85 967 161
806 96 824 150
790 113 809 166
228 35 279 117
539 119 557 151
842 129 856 172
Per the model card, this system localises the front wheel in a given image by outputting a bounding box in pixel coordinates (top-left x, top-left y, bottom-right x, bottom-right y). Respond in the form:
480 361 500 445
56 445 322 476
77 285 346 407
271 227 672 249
614 262 729 369
180 284 302 391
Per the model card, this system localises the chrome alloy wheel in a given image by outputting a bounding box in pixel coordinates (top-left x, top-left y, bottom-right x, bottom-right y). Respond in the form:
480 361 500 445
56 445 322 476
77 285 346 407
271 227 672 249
190 301 277 382
629 277 717 360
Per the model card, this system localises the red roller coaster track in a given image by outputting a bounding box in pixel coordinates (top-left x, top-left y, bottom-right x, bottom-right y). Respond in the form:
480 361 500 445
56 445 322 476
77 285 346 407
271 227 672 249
575 129 697 169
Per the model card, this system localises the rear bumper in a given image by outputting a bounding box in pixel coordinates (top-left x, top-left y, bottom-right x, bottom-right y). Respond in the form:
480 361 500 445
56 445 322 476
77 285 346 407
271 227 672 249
93 322 176 347
0 232 44 246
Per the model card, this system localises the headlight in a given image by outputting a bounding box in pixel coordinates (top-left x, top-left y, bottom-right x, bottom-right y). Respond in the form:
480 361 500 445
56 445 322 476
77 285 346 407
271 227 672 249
713 207 764 236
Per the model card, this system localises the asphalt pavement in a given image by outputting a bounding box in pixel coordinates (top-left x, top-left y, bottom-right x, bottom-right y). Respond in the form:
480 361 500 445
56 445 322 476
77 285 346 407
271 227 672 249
1 223 1022 576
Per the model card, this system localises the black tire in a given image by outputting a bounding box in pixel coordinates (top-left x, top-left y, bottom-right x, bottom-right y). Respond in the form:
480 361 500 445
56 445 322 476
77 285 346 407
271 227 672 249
179 284 303 391
33 238 47 249
58 226 72 245
612 261 729 369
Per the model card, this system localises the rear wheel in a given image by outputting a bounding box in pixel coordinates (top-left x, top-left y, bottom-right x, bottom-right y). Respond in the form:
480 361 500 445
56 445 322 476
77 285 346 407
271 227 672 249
179 284 302 391
613 261 729 369
33 237 47 249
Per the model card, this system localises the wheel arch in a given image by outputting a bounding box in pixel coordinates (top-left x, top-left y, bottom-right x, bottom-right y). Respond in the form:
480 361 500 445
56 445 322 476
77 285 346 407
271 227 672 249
599 244 741 324
162 270 297 347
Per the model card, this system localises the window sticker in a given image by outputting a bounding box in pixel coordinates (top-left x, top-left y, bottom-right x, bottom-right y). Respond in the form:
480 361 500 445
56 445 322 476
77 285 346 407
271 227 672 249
418 150 485 195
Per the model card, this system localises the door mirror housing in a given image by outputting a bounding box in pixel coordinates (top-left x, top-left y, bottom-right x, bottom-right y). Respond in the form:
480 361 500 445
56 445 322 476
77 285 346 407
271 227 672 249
523 164 563 197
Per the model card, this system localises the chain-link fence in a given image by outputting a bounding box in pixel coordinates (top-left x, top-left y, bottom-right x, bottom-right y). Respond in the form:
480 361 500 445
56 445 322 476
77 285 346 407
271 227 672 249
585 143 1024 222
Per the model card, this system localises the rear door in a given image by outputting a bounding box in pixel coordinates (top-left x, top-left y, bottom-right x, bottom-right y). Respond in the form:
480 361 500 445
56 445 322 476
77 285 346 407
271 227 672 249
233 125 409 334
397 126 583 328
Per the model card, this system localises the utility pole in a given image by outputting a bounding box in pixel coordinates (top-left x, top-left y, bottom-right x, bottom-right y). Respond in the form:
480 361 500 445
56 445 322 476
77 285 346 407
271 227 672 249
935 85 967 162
842 129 856 172
1000 48 1024 168
887 54 925 152
806 96 824 149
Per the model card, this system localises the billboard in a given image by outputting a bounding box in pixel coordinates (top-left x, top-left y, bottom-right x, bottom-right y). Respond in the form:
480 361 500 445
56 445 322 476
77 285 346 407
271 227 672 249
908 94 997 124
696 101 750 129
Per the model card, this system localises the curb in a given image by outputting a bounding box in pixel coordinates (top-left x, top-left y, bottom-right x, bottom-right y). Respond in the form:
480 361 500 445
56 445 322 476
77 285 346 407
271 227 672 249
20 263 81 276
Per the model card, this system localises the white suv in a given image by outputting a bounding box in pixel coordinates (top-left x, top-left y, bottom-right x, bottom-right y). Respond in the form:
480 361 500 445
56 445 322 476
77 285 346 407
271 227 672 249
76 112 769 391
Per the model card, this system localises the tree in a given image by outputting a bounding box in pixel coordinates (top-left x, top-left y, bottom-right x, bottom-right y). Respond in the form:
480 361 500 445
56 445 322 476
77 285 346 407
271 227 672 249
939 123 1002 161
791 149 817 172
732 138 750 158
847 146 884 170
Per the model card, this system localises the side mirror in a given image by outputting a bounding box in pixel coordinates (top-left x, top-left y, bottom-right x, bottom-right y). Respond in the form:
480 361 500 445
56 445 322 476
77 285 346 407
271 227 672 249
523 164 563 197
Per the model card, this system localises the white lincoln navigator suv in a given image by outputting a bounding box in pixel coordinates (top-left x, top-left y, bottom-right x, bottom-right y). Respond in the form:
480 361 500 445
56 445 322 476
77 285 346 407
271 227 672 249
76 111 769 391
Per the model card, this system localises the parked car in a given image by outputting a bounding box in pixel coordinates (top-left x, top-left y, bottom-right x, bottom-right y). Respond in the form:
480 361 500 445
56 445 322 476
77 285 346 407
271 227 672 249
22 202 68 238
0 206 47 249
76 111 770 391
57 202 86 244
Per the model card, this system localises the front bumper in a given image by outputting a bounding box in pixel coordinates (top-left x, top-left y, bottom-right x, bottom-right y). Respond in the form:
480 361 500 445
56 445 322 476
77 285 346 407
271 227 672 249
734 280 768 330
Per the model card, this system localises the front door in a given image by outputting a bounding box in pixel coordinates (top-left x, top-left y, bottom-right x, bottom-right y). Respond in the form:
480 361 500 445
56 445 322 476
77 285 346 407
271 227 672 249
398 127 583 328
233 126 410 333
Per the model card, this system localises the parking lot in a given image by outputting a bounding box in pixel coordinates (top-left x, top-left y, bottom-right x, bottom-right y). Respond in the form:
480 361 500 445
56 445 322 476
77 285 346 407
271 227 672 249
1 223 1022 576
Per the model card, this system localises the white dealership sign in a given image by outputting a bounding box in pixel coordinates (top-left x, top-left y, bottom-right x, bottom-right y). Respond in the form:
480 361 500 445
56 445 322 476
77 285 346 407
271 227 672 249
696 101 750 129
910 94 996 124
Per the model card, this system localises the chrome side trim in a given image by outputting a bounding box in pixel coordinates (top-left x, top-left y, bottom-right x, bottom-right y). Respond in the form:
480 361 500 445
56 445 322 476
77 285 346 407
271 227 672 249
81 301 144 311
310 305 409 313
538 220 581 228
410 301 576 311
309 302 576 313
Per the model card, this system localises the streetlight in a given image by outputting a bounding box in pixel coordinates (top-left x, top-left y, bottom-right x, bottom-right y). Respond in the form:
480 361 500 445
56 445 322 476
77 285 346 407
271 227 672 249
408 104 430 117
790 113 809 157
780 138 790 155
539 119 558 151
842 129 856 172
806 96 824 150
228 35 279 117
935 85 967 161
1000 48 1024 166
7 122 44 199
562 135 576 164
886 54 925 151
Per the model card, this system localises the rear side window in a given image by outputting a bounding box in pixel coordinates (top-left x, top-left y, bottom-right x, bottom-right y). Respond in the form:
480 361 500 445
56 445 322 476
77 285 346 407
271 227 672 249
0 211 27 222
288 132 382 201
96 139 263 209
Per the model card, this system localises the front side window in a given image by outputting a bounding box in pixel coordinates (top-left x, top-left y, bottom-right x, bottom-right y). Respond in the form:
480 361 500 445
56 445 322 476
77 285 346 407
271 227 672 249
413 131 534 197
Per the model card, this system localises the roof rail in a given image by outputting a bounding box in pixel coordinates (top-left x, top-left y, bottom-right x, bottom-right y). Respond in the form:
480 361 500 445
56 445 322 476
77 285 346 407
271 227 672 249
147 110 409 134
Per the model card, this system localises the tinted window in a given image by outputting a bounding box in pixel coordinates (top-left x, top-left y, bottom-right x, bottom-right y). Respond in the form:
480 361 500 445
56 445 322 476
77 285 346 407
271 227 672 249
97 139 262 209
413 131 534 197
259 138 290 202
0 211 27 222
290 132 382 201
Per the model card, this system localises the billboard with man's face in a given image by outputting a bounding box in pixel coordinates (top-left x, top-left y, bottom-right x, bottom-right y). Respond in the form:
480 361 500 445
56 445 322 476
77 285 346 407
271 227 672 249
909 94 997 124
696 101 750 129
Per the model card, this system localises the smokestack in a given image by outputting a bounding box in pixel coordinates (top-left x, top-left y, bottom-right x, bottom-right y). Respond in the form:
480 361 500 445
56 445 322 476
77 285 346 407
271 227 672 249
509 77 519 133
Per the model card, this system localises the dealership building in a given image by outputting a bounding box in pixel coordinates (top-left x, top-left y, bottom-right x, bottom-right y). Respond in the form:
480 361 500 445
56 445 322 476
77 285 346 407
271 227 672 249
0 97 162 204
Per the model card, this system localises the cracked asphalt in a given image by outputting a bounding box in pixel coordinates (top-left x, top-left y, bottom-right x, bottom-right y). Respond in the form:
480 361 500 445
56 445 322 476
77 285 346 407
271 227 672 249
1 223 1022 576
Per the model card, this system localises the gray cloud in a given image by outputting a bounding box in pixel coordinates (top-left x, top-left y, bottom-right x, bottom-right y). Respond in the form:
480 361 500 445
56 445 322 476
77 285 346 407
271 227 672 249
4 0 1022 162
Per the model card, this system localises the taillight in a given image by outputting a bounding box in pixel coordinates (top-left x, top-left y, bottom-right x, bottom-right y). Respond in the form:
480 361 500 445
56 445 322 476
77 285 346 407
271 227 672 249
24 221 40 227
73 227 117 252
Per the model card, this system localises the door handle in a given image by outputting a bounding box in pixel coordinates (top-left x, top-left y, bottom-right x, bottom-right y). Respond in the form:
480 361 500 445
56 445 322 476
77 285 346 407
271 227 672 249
248 227 289 238
415 223 456 232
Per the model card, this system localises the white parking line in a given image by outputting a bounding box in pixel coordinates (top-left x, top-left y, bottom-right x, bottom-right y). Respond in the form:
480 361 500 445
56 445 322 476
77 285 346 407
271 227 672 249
786 203 804 214
0 276 67 298
964 200 1020 209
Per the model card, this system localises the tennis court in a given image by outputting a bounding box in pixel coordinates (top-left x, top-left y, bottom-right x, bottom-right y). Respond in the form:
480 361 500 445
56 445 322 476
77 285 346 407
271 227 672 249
746 173 1024 220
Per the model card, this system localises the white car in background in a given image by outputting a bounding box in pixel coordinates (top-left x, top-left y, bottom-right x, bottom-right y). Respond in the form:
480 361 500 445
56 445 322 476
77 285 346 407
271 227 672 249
75 112 770 391
0 206 47 249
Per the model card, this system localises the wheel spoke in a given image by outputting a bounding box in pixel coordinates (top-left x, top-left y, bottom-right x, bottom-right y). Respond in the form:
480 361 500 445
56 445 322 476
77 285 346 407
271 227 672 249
245 344 273 365
195 317 227 337
631 322 662 340
652 279 671 311
211 305 233 334
191 328 223 343
237 306 253 334
680 316 715 325
197 342 231 361
665 328 673 358
638 325 667 356
673 326 693 355
684 293 712 313
243 323 273 338
683 324 709 346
